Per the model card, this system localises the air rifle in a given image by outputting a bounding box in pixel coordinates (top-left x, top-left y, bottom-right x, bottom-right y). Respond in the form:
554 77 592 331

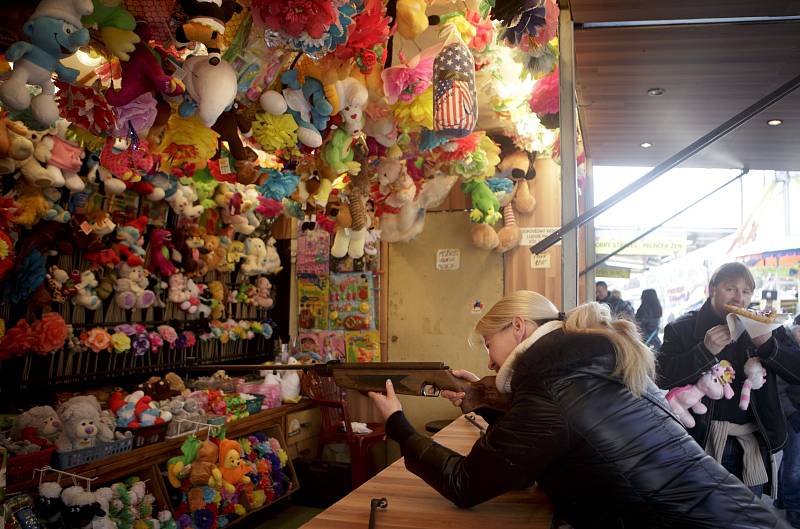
186 361 511 414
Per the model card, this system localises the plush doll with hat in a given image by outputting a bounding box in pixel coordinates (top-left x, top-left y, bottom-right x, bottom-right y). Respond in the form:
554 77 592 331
0 0 94 125
174 0 243 52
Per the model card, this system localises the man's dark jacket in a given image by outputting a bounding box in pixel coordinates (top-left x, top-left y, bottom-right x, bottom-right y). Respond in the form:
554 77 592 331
386 329 788 528
658 299 800 454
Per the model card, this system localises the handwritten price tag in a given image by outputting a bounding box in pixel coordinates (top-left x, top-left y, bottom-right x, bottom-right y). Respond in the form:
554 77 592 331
436 249 461 271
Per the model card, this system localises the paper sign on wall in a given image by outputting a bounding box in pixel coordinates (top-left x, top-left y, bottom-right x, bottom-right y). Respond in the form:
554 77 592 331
520 227 561 247
530 253 551 269
436 249 461 271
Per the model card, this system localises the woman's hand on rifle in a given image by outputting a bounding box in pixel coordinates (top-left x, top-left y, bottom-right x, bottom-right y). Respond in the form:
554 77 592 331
369 379 403 420
441 369 480 408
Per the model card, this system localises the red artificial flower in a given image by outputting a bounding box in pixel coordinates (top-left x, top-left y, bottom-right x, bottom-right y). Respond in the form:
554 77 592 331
334 0 392 66
0 319 34 360
30 312 70 355
253 0 338 39
360 49 378 69
434 133 481 162
529 67 560 115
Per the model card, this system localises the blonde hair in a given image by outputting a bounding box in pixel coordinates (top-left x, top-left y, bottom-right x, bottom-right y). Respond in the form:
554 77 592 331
563 302 655 397
473 292 655 397
472 291 559 346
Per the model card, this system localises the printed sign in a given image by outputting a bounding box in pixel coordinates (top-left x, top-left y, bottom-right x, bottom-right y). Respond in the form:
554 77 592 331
436 249 461 271
520 227 561 247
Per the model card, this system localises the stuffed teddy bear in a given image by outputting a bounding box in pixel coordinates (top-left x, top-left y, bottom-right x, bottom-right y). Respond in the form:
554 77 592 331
211 104 258 178
240 237 268 276
114 263 156 310
218 438 251 492
739 357 767 411
492 135 537 214
73 270 102 310
179 52 238 127
189 439 224 488
666 362 735 428
11 405 61 446
252 276 273 309
0 115 34 175
55 395 103 452
376 157 416 209
0 0 93 125
148 229 180 277
208 280 227 319
166 184 204 219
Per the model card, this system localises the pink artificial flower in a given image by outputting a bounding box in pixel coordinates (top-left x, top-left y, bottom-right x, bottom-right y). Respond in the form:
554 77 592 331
466 11 494 52
158 325 178 346
381 46 439 105
148 332 164 353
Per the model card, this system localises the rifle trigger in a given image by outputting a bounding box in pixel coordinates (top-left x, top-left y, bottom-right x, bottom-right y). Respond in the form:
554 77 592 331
421 384 441 397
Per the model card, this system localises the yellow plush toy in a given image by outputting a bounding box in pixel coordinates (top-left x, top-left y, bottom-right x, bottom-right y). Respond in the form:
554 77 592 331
397 0 434 40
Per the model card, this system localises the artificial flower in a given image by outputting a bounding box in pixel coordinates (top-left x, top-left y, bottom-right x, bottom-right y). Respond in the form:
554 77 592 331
254 0 337 39
55 80 116 136
159 114 219 173
0 230 14 282
158 325 178 346
183 331 197 348
466 10 494 51
111 332 131 353
132 334 150 356
252 113 299 152
529 67 559 116
30 312 69 355
392 87 434 130
84 328 112 353
382 47 437 105
148 331 164 353
0 319 33 359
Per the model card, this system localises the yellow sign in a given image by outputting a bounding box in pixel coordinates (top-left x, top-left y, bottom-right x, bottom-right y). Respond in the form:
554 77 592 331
595 266 631 279
595 238 688 256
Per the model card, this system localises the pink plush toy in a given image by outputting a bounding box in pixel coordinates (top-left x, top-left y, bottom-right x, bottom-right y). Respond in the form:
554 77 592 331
739 357 766 411
99 136 164 200
666 361 735 428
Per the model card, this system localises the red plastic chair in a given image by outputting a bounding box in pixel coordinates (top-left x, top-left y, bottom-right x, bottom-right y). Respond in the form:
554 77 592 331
302 372 386 488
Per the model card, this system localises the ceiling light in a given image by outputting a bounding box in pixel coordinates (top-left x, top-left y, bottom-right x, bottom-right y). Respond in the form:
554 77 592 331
767 119 783 126
647 88 665 96
640 142 652 148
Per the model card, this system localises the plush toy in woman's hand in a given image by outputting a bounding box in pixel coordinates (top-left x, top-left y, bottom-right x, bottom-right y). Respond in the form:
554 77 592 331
0 0 94 125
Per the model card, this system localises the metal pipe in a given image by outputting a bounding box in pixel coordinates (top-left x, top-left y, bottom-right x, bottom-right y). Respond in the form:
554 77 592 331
578 15 800 30
581 169 748 276
531 73 800 255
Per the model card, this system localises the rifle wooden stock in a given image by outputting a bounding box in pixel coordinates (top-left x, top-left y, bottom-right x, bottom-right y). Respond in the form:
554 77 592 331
187 362 511 414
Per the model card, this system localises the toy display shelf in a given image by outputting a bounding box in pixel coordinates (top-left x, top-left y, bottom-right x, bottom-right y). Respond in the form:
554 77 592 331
9 400 314 511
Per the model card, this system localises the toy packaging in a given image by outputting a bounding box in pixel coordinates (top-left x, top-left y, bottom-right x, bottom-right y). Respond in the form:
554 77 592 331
329 273 375 331
297 274 329 330
296 229 331 275
345 330 380 363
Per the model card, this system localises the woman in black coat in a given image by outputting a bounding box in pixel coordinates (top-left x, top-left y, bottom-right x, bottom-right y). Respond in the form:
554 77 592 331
636 288 662 349
369 291 787 529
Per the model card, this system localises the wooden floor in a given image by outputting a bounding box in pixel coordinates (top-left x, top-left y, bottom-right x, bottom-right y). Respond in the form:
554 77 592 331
300 414 553 528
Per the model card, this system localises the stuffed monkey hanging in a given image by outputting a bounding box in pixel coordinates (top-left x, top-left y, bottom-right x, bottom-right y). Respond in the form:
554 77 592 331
490 135 537 253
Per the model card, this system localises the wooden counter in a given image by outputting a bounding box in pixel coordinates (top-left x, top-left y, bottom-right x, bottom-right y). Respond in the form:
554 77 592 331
300 414 553 529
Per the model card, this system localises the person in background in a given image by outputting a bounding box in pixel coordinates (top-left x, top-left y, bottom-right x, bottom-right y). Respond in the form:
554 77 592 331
636 288 663 349
595 281 634 320
658 262 800 497
368 291 785 528
777 323 800 528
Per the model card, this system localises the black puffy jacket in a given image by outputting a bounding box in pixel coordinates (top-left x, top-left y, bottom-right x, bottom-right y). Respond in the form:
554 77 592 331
658 299 800 454
387 329 788 528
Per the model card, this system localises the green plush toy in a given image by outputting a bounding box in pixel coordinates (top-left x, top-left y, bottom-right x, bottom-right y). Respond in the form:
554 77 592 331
462 179 502 224
82 0 140 61
167 436 202 488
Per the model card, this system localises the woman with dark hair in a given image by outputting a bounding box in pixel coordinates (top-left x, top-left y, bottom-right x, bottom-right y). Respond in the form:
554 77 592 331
636 288 662 349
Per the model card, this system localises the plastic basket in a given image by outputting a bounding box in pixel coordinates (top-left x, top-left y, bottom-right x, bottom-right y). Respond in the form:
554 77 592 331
7 446 54 484
54 437 133 470
245 394 265 415
206 415 227 426
120 423 169 449
166 413 207 438
237 382 281 409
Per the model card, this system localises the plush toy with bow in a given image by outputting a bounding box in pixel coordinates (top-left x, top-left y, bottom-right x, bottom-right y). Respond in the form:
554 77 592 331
0 0 93 125
666 361 735 428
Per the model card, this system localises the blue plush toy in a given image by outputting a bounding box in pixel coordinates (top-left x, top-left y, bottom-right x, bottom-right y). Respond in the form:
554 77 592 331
0 0 93 126
280 70 333 148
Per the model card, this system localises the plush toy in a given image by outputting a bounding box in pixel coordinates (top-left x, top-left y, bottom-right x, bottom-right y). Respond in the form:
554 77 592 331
208 280 227 319
252 277 274 309
203 235 226 272
164 372 188 395
73 270 102 310
114 263 156 310
0 115 34 174
375 157 416 209
462 179 501 224
99 137 164 200
40 119 86 191
493 135 537 214
241 238 267 276
211 104 258 177
218 438 251 491
82 0 139 60
0 0 93 125
485 176 518 253
379 173 457 243
166 184 204 219
19 127 69 188
81 151 127 195
61 485 105 529
190 440 224 488
174 0 243 52
11 405 61 446
431 29 477 139
179 53 238 127
396 0 435 40
266 70 333 148
167 436 201 488
739 357 767 411
666 363 735 428
112 217 148 267
38 481 64 527
149 229 181 277
320 78 368 176
55 395 103 452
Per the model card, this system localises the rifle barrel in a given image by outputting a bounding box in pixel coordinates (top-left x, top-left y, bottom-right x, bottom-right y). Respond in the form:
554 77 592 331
185 362 451 373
